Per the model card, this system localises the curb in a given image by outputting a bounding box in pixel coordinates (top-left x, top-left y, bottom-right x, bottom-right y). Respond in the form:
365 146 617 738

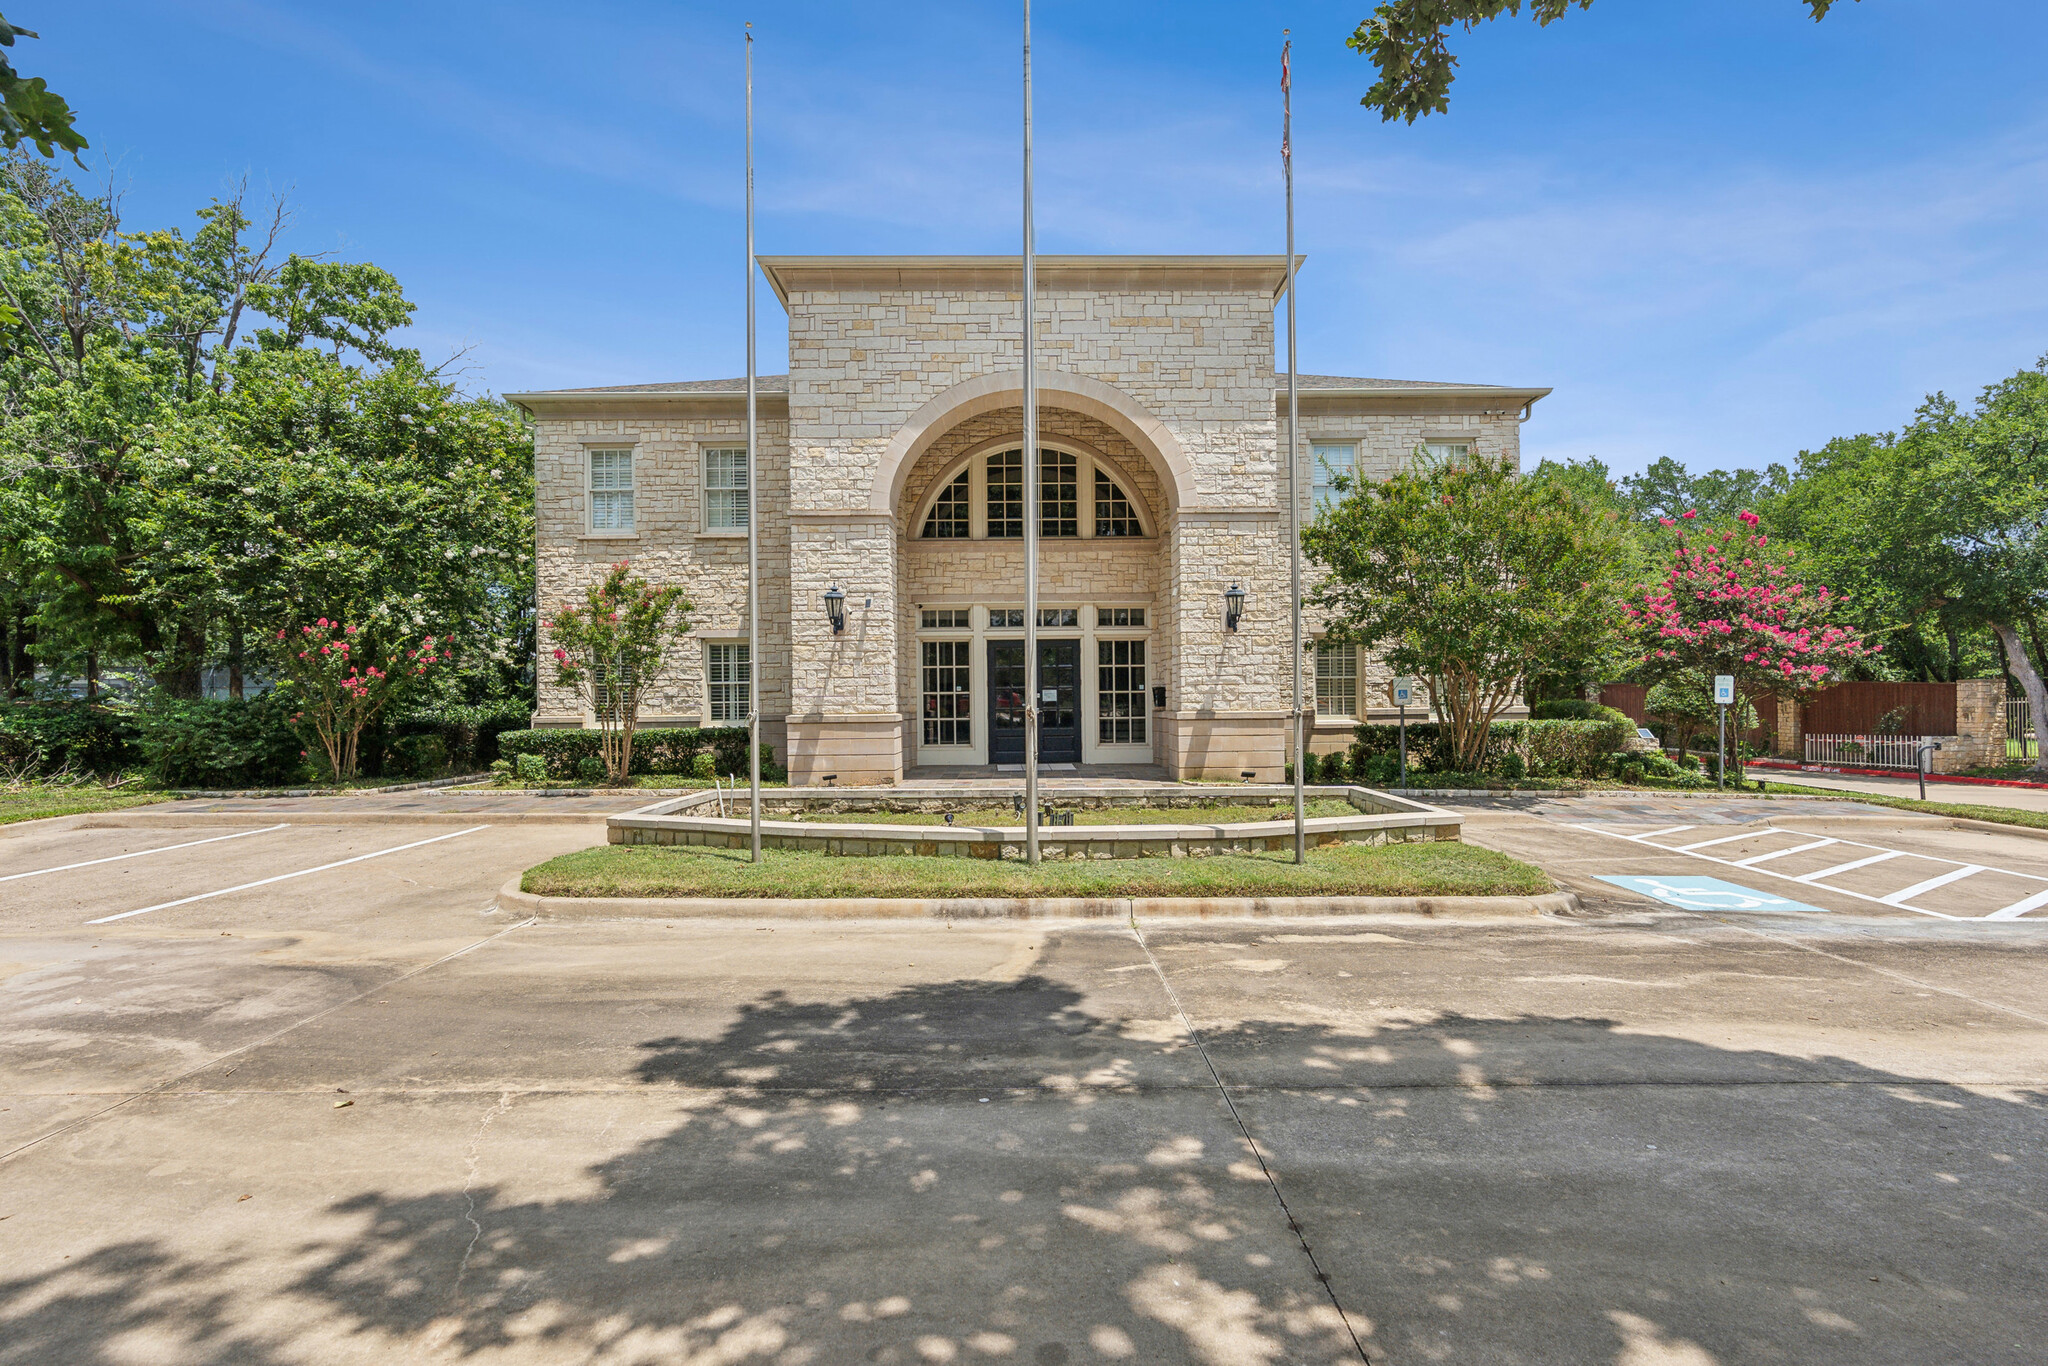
166 774 492 799
74 810 613 829
494 877 1580 922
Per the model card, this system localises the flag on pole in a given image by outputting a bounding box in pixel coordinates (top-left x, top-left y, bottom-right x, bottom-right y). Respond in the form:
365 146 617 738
1281 40 1291 161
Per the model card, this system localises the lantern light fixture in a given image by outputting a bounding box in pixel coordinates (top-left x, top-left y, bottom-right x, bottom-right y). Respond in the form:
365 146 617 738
823 584 847 634
1223 582 1246 632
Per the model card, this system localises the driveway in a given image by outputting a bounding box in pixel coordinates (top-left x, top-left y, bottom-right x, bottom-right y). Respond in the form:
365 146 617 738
2 800 2044 1364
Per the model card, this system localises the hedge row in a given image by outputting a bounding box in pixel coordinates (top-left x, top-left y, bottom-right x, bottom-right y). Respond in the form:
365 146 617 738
1350 718 1636 780
0 698 533 787
494 726 762 778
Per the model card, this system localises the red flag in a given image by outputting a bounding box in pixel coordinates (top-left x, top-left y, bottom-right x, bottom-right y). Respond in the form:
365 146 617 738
1281 41 1290 93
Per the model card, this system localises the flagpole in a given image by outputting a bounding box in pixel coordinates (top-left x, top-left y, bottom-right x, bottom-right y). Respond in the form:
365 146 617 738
1022 0 1040 865
745 22 762 862
1283 31 1305 864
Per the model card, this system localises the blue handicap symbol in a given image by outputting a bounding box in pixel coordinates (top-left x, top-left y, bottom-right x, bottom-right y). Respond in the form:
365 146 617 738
1596 875 1832 915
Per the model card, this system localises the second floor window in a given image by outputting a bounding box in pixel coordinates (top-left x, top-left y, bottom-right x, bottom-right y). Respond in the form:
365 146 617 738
589 449 634 531
704 448 748 530
1311 442 1355 510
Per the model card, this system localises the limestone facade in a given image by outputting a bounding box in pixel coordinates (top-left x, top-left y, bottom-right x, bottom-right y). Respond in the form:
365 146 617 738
513 256 1549 783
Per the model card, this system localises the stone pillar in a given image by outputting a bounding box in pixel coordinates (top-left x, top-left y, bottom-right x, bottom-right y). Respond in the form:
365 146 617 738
1774 694 1803 759
785 514 903 785
1948 678 2005 771
1158 508 1290 780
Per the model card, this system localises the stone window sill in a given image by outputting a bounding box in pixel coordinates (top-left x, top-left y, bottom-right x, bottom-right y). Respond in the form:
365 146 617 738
577 532 641 542
696 530 749 539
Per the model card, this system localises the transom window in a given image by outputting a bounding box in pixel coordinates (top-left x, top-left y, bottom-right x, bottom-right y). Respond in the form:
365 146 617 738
1097 606 1146 627
589 448 634 531
1037 607 1079 628
1314 642 1358 719
921 641 972 745
922 470 969 538
1311 442 1355 510
1098 640 1147 745
984 608 1025 629
922 446 1147 541
707 643 750 722
920 608 970 629
704 448 748 530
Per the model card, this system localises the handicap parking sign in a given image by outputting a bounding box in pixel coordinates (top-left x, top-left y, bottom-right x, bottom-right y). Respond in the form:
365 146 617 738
1596 875 1831 915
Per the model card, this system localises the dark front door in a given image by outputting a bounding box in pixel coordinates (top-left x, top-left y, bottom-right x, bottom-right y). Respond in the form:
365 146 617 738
988 639 1081 765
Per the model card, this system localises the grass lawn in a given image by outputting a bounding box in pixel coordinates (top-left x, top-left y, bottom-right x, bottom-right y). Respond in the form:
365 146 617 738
1755 780 2048 832
795 799 1361 826
0 785 169 826
522 839 1552 900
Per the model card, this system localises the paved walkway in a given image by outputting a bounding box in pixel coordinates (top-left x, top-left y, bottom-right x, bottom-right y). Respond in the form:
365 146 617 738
1750 765 2048 813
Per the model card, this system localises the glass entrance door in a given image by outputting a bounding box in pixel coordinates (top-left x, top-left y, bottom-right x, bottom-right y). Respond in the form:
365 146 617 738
987 639 1081 765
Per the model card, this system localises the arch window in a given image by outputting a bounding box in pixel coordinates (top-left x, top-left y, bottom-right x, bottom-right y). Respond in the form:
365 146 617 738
918 445 1149 541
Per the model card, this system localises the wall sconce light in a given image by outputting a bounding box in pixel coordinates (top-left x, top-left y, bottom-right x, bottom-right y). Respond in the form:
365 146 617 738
1223 582 1246 632
823 584 846 634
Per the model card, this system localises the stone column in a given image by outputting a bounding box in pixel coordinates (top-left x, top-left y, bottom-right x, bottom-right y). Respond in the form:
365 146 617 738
1158 509 1290 780
785 513 903 785
1945 678 2005 771
1774 694 1803 759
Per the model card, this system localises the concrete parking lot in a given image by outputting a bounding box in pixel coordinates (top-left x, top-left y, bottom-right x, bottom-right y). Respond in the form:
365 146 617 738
3 797 2045 1365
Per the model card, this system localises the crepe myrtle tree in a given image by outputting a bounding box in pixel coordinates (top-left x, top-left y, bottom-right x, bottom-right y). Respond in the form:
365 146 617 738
1626 510 1874 708
543 562 692 784
1304 448 1634 773
269 618 446 781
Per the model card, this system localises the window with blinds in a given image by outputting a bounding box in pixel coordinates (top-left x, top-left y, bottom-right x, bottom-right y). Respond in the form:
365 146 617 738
704 448 748 530
1314 642 1358 719
1311 442 1354 510
707 643 750 722
589 449 634 531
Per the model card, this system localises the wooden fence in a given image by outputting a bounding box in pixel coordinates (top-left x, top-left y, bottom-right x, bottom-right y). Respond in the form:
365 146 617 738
1802 681 1957 737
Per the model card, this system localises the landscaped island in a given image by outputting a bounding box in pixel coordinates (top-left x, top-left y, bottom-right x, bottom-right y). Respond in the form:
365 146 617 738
521 839 1551 900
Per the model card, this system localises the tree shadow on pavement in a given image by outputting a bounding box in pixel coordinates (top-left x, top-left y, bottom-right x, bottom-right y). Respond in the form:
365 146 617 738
2 972 2042 1365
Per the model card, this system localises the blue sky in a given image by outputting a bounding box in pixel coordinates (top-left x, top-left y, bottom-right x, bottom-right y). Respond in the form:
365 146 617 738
43 0 2048 475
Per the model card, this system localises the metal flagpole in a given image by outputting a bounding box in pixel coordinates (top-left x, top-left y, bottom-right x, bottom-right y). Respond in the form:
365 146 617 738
745 22 762 861
1022 0 1040 865
1283 32 1305 864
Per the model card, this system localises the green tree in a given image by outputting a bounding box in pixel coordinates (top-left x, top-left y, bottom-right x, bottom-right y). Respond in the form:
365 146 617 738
1348 1 1854 122
1305 448 1633 771
1781 361 2048 770
543 563 692 783
0 15 85 162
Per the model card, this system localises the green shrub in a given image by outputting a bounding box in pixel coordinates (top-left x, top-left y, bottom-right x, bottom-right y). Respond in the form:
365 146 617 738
1318 749 1351 782
136 697 306 788
1350 718 1631 780
576 755 606 783
380 702 531 775
0 702 141 777
494 725 745 778
690 752 716 780
490 759 513 777
514 752 547 782
1530 698 1599 721
1357 748 1401 785
386 731 450 779
1495 751 1527 781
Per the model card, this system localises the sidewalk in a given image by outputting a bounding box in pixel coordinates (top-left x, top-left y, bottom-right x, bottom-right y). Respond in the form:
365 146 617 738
1751 766 2048 813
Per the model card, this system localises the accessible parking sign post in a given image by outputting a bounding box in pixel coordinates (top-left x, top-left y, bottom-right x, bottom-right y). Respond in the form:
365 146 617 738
1714 674 1734 789
1392 676 1415 789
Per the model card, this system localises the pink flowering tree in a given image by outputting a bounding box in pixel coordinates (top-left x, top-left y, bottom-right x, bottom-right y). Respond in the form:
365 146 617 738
1626 510 1874 719
543 562 692 783
268 619 448 781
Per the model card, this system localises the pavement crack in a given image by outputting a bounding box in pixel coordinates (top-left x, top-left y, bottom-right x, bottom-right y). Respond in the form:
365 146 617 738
1129 924 1374 1365
451 1089 515 1304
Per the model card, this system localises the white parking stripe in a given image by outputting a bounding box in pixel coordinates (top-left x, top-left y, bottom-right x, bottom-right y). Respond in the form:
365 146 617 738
85 826 488 925
1676 830 1767 852
1569 823 1961 920
1882 865 1985 907
1636 826 1695 841
1987 888 2048 921
0 824 291 883
1795 850 1904 883
1734 838 1837 867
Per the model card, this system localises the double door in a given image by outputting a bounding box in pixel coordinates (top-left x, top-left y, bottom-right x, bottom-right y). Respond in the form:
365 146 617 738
988 638 1079 764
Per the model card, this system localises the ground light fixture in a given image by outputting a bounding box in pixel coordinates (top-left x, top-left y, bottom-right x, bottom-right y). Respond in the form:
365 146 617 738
823 584 846 634
1224 582 1246 632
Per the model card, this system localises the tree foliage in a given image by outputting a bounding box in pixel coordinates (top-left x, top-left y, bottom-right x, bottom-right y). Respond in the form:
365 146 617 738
0 15 85 162
0 154 534 706
1305 448 1633 772
543 563 693 783
1348 0 1853 123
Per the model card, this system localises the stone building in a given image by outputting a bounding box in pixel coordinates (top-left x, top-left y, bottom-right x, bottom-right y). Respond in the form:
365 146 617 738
512 256 1548 784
